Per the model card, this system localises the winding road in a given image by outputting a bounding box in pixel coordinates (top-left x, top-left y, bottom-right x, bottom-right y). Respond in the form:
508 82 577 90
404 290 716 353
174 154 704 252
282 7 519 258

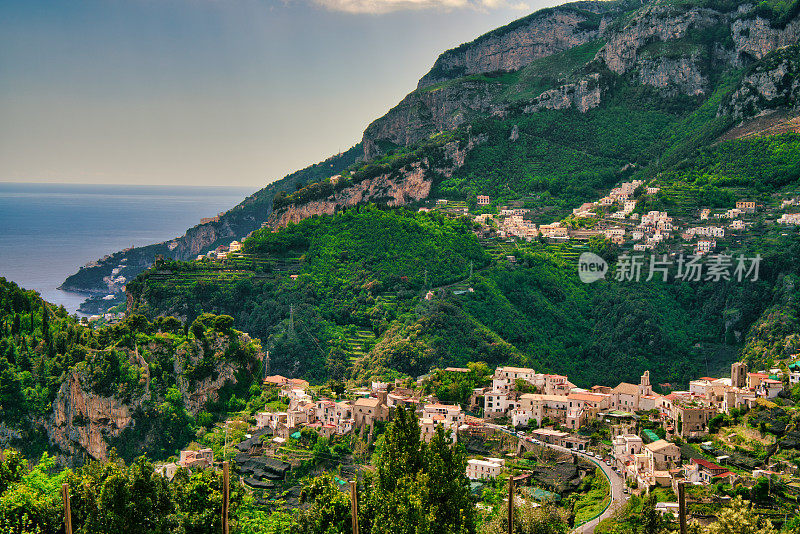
487 425 628 534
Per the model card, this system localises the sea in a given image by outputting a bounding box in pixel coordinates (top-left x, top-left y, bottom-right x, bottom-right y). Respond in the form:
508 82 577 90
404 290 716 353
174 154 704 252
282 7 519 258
0 182 257 315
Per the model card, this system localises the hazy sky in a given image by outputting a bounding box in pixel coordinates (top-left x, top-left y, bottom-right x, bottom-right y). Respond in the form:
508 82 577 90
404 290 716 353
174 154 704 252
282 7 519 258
0 0 562 187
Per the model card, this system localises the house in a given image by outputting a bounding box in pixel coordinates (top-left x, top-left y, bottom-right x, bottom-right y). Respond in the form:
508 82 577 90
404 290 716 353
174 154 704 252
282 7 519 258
477 195 490 206
611 372 654 412
353 397 389 428
422 403 464 439
672 403 717 438
613 434 643 457
687 458 735 485
539 224 569 238
736 200 756 213
696 239 716 254
419 414 456 443
700 209 710 220
492 367 537 393
467 458 504 480
747 372 769 390
758 378 784 399
604 227 625 239
645 440 680 471
517 394 571 427
179 448 214 469
788 362 800 384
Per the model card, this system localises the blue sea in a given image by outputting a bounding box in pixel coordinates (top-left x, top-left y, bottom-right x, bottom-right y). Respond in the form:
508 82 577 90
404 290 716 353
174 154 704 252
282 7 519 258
0 182 256 314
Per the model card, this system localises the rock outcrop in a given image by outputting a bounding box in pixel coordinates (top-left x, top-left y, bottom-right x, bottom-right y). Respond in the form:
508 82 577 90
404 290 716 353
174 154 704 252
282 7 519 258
733 13 800 63
596 4 722 75
523 73 602 113
39 331 262 462
721 42 800 120
362 82 503 160
417 2 620 89
267 134 486 229
46 371 141 461
268 163 433 229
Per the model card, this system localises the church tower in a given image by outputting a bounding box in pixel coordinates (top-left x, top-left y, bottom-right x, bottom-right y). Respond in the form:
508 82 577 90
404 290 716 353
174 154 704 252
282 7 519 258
639 370 653 397
731 361 748 388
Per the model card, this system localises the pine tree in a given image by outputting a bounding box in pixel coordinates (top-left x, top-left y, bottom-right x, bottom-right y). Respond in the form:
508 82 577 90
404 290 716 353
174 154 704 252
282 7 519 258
41 302 50 347
639 491 662 534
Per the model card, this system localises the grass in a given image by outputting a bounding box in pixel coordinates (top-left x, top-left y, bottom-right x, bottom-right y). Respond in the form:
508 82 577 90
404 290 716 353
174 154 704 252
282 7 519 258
573 469 611 524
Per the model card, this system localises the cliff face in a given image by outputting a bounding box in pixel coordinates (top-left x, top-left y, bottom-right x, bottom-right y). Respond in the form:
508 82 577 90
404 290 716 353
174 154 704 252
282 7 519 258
268 163 433 229
597 4 800 92
733 14 800 62
417 3 619 89
522 73 602 113
596 4 721 75
362 82 503 160
268 135 485 229
39 331 262 462
362 2 800 160
46 371 140 461
721 42 800 120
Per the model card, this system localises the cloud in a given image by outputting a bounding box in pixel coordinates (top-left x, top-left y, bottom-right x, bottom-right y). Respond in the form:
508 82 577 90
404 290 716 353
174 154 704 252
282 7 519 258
310 0 528 14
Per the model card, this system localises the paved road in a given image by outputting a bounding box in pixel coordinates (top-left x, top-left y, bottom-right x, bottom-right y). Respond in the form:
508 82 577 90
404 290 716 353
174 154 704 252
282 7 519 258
567 448 627 534
487 425 627 534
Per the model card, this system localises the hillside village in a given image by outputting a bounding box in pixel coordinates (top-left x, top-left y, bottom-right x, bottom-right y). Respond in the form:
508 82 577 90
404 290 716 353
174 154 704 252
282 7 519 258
184 172 800 279
165 351 800 521
456 180 800 258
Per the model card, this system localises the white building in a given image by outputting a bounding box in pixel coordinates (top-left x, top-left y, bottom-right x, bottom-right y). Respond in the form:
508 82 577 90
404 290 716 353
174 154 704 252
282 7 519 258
466 458 504 480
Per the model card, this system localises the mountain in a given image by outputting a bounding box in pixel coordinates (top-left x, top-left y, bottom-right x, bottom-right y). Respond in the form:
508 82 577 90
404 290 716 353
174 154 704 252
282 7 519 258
59 145 363 305
0 277 264 464
63 0 800 312
119 0 800 393
267 0 800 228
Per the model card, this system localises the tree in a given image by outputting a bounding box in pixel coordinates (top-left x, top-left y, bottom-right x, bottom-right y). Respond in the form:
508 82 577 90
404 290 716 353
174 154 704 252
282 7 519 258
705 496 776 534
481 501 568 534
213 315 235 333
40 303 50 346
423 426 476 534
639 492 662 534
293 475 351 534
360 404 476 534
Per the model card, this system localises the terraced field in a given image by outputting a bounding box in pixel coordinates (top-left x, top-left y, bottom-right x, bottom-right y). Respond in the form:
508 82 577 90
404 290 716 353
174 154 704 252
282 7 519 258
344 329 377 363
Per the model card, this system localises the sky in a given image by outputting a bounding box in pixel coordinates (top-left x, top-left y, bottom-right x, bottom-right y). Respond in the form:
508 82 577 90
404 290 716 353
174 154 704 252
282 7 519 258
0 0 563 188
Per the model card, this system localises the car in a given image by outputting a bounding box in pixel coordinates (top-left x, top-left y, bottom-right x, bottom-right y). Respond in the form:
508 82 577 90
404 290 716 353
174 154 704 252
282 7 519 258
606 460 612 466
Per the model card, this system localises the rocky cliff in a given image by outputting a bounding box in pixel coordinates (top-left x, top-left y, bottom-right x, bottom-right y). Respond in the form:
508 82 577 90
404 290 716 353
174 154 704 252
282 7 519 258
267 135 485 229
268 163 433 229
45 371 141 461
361 82 504 160
522 72 602 113
39 329 262 463
720 42 800 120
362 1 800 159
595 3 800 93
417 1 623 89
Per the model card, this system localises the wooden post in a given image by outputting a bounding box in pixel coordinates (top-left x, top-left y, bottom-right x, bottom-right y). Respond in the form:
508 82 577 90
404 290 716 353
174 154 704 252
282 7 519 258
61 483 73 534
350 480 359 534
678 480 687 534
507 476 514 534
222 461 230 534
